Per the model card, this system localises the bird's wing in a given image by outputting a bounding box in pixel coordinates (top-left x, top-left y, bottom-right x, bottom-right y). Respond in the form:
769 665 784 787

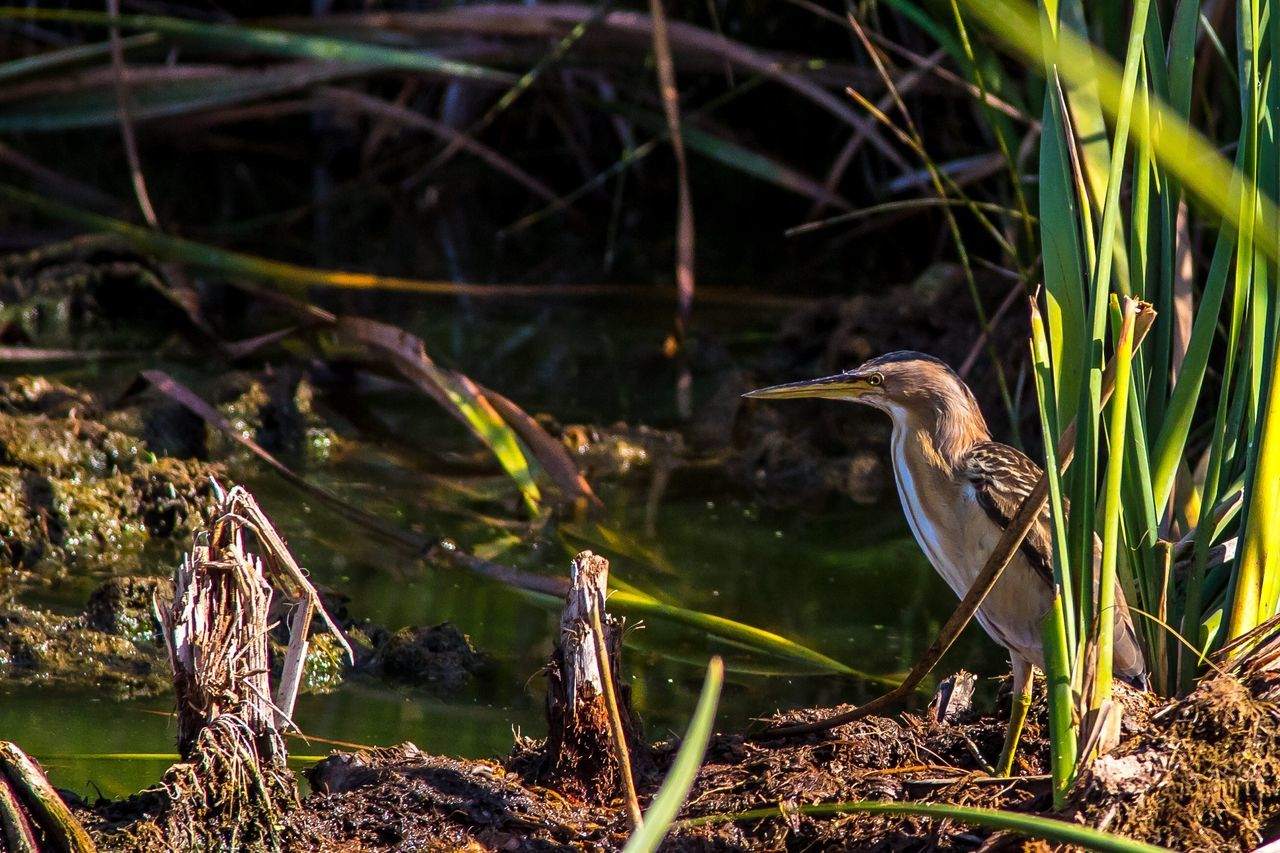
962 442 1148 681
960 441 1054 587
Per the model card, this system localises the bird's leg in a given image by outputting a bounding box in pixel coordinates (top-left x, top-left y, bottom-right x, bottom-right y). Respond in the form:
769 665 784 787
995 657 1034 777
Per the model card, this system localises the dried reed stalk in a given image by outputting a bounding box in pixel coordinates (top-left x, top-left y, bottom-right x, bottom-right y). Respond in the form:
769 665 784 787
0 742 96 853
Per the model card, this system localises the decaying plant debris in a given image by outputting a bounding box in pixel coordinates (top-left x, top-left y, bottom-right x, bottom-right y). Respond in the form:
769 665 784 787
274 651 1280 852
0 742 96 853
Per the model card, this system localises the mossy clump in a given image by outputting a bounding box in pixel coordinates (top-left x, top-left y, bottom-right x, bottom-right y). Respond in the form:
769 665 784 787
366 623 485 692
84 576 165 644
0 236 192 350
209 371 341 467
0 383 220 581
0 591 169 697
558 421 685 478
0 376 97 417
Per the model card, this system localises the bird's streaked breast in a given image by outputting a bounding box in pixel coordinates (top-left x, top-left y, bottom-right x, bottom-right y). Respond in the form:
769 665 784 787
887 418 1047 667
889 422 957 587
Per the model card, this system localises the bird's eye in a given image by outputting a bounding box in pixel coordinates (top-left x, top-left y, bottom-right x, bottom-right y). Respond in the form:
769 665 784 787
867 373 883 387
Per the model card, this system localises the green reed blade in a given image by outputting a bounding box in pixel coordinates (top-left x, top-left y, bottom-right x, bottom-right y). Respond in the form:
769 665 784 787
959 0 1280 265
622 657 723 853
1031 302 1078 805
0 32 160 83
1151 229 1235 515
0 63 368 132
1038 77 1088 427
1091 298 1138 715
606 589 894 683
681 801 1170 852
0 7 511 82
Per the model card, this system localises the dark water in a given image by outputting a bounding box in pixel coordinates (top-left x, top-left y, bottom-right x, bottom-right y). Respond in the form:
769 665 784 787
4 298 1007 799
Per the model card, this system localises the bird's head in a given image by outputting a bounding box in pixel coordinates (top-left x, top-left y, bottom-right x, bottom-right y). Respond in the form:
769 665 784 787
743 351 990 455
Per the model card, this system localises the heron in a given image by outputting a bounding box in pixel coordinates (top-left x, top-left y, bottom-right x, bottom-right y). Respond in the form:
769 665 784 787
744 350 1144 775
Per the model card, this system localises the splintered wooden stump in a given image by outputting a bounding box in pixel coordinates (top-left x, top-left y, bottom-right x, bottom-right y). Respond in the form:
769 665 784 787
544 550 647 805
169 543 279 764
157 484 350 850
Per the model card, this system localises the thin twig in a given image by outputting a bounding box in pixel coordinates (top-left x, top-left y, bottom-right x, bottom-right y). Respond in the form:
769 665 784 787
959 277 1024 378
322 87 558 202
420 0 616 177
810 47 945 219
589 605 643 829
647 0 696 418
846 12 1019 439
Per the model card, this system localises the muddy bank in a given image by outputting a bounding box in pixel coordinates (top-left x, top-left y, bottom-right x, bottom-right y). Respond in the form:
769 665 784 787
0 573 484 698
88 670 1254 851
0 370 338 592
0 579 169 697
68 556 1274 853
0 377 218 588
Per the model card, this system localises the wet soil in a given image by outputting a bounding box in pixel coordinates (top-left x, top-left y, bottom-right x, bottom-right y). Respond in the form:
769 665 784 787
0 376 219 589
95 671 1241 852
92 673 1234 851
0 374 481 699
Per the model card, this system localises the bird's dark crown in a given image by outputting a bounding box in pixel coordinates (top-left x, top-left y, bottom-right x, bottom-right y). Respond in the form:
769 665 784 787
850 350 958 376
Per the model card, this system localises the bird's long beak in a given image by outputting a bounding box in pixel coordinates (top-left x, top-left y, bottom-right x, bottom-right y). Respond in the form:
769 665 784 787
742 373 867 400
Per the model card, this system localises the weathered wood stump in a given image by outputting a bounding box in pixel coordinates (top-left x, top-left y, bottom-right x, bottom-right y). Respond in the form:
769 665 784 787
929 670 977 724
152 483 349 851
543 550 648 805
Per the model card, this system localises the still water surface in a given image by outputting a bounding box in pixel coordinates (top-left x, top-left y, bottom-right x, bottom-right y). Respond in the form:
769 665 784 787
3 299 1007 798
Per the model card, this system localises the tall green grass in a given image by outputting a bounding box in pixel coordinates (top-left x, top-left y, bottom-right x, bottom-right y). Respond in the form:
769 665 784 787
951 0 1280 798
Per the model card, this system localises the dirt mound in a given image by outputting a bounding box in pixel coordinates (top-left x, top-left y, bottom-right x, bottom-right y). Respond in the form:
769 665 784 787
279 687 1053 851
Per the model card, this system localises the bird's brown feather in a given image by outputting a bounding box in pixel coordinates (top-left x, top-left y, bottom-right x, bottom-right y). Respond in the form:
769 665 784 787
961 442 1055 586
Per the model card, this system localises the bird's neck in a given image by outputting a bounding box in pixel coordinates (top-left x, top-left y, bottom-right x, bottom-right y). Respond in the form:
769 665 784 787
889 403 990 474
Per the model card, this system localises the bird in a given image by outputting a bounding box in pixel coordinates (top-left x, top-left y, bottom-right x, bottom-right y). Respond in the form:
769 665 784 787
743 350 1145 776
